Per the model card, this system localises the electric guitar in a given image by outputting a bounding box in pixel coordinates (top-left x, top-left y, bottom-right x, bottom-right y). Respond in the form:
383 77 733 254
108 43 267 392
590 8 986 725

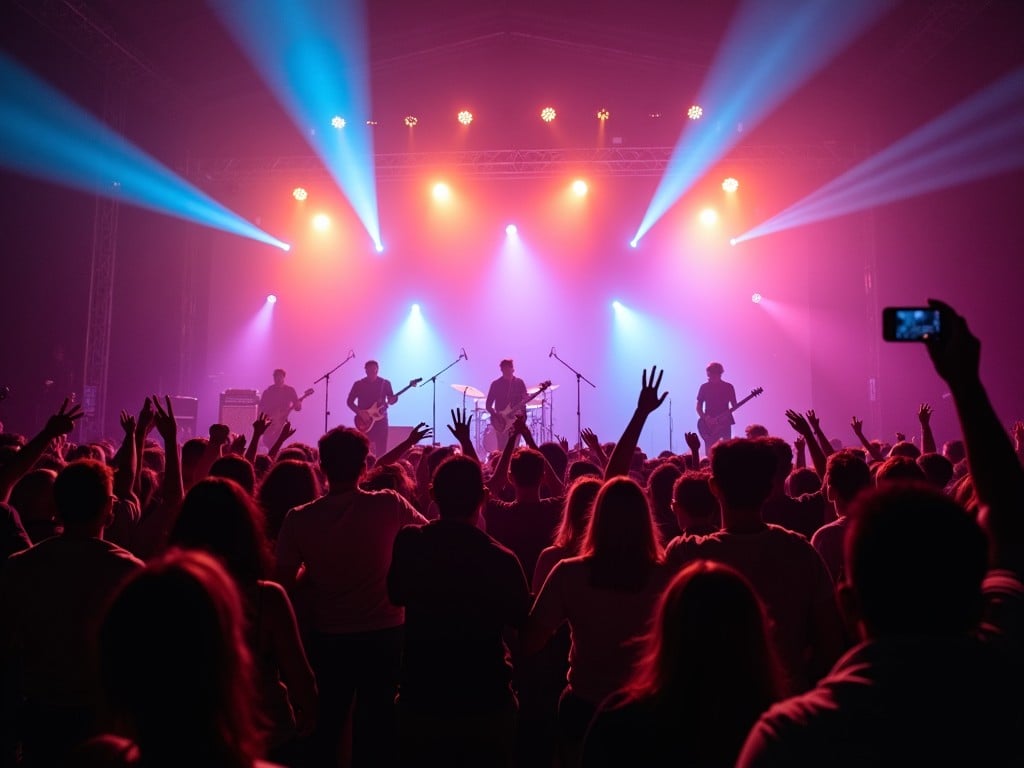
263 388 314 445
355 378 422 433
491 380 552 432
697 387 764 443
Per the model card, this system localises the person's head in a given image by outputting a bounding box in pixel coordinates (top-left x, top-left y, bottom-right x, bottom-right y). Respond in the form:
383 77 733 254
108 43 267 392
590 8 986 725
709 439 777 516
272 368 286 385
9 468 58 525
499 359 514 378
209 454 256 496
841 484 987 639
566 459 602 483
553 477 602 551
786 466 821 497
626 560 782 742
509 447 545 489
888 440 921 459
943 439 966 465
762 437 794 489
53 459 114 532
430 455 487 521
671 471 720 530
917 452 955 490
875 455 927 486
170 478 273 583
98 550 262 763
706 361 724 381
362 461 417 504
647 462 682 514
181 437 209 488
364 360 379 379
745 424 769 439
537 441 568 483
824 449 872 511
582 477 662 589
318 426 370 487
257 459 320 541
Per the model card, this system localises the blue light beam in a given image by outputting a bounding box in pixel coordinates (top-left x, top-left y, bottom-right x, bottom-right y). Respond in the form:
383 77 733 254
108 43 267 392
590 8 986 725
632 0 889 245
210 0 381 250
735 66 1024 242
0 52 289 251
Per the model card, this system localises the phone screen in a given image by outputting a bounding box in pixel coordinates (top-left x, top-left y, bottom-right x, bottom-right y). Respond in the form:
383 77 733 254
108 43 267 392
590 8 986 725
883 307 941 341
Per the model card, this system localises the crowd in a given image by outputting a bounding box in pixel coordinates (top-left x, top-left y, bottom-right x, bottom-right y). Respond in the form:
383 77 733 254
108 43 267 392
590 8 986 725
1 299 1022 768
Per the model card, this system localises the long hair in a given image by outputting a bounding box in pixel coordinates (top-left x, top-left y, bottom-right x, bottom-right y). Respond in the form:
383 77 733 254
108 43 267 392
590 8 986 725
257 459 320 542
581 476 662 590
553 477 602 551
98 550 263 767
170 478 273 583
624 560 783 765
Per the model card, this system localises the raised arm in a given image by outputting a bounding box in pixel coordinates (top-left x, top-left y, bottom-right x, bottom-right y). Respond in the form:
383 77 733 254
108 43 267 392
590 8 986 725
794 435 807 469
152 396 183 509
580 428 608 469
113 410 139 508
925 299 1024 573
684 431 702 469
786 409 827 479
514 419 564 498
486 420 518 496
605 366 668 480
267 421 296 460
245 412 272 465
447 408 479 464
918 403 937 454
806 409 835 459
850 416 884 462
376 422 432 467
0 398 82 503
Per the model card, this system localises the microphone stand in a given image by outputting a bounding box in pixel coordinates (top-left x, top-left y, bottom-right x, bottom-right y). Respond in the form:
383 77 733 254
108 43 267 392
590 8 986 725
313 350 355 434
549 349 596 451
420 353 465 445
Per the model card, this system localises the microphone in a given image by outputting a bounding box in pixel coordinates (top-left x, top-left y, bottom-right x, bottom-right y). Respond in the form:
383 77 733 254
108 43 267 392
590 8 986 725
348 349 355 361
460 347 468 361
549 346 555 358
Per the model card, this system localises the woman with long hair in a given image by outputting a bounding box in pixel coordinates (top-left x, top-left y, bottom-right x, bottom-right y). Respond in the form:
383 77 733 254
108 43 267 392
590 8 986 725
255 459 320 544
532 476 602 593
167 478 317 765
582 560 784 767
524 476 668 767
71 550 277 767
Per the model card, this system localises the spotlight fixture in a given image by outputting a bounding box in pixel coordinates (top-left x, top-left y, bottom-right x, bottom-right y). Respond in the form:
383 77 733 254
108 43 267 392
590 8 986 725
597 108 610 121
571 179 588 197
699 208 718 226
687 105 703 120
331 115 346 129
751 293 762 304
312 213 331 231
365 120 378 126
404 115 418 127
457 110 473 125
541 106 557 123
432 182 451 202
267 294 278 304
649 112 662 119
722 177 739 193
505 224 518 236
292 187 308 201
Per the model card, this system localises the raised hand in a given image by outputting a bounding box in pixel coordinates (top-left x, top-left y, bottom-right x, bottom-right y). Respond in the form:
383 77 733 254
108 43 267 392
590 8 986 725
581 428 601 452
556 434 570 454
209 423 230 447
925 299 980 389
684 431 701 453
447 408 472 444
44 397 84 438
895 431 906 443
851 416 865 434
918 403 932 425
637 366 669 415
407 422 433 444
806 409 821 431
229 433 247 454
252 412 272 438
512 414 529 435
794 435 806 452
136 396 156 437
151 395 178 443
785 409 813 437
277 421 296 443
120 410 136 435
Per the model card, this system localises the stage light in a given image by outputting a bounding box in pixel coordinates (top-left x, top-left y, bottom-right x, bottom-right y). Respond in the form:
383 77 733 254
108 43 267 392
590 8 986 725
612 300 624 311
722 177 739 192
292 187 308 201
281 243 291 252
541 106 557 123
752 293 762 304
312 213 331 231
629 239 638 248
457 110 473 125
411 303 421 313
267 294 278 304
404 115 418 127
506 224 518 236
432 182 451 202
729 238 738 246
365 120 378 126
330 115 346 129
375 242 384 253
597 108 610 121
572 179 588 197
649 112 662 119
687 105 703 120
699 208 719 226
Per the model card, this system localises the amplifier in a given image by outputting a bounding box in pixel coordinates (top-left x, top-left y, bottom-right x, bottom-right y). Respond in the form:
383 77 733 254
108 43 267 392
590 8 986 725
219 390 259 436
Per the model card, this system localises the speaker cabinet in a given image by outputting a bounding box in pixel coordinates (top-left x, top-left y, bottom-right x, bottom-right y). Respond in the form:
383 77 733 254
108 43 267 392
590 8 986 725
219 390 260 437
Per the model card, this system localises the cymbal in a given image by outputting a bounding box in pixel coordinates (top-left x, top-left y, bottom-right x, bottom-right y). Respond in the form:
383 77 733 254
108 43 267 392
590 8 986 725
528 383 559 394
451 383 485 399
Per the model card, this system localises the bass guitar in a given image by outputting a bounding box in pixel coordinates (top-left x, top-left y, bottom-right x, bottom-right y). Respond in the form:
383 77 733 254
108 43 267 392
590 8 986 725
491 380 552 432
263 388 314 445
697 387 764 443
355 378 422 433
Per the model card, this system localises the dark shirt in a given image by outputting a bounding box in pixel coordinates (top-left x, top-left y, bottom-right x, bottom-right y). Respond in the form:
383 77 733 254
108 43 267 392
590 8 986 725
387 519 531 713
347 377 394 413
486 376 529 415
259 384 300 421
697 380 737 421
484 497 563 580
761 492 827 540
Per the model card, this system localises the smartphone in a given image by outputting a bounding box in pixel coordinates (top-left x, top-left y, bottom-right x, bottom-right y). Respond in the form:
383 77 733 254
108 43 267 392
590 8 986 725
882 307 942 342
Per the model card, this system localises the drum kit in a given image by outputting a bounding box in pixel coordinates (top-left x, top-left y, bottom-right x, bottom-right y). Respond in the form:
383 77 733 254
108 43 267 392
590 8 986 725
450 382 560 453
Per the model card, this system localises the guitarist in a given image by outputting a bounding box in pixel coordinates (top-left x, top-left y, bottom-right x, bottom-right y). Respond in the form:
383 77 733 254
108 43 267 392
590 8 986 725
696 361 738 455
346 360 397 457
259 368 304 449
485 359 529 452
